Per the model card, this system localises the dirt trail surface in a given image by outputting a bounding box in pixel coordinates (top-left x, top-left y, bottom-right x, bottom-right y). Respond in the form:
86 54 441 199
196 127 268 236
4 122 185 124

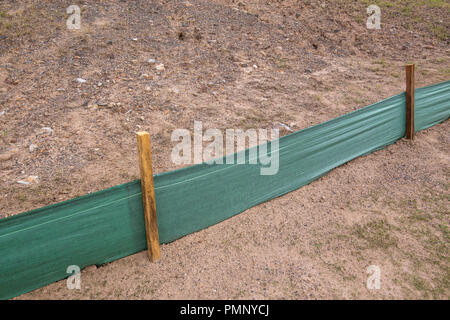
0 0 449 299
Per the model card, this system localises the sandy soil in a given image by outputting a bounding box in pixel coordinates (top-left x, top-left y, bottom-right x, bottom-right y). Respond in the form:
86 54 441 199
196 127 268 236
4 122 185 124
0 0 448 299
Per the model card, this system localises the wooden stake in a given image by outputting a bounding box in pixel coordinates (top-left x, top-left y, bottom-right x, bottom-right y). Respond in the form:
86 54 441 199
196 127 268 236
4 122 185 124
136 131 160 262
405 64 415 140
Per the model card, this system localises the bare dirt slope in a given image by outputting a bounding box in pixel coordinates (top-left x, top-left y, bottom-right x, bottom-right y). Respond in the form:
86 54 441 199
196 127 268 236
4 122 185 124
0 0 449 299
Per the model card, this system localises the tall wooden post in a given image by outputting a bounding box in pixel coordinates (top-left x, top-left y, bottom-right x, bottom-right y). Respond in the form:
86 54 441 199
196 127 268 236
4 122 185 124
405 64 415 140
136 131 160 262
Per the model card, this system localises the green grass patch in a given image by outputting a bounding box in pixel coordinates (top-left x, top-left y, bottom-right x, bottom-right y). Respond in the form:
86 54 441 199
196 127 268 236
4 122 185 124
352 219 398 249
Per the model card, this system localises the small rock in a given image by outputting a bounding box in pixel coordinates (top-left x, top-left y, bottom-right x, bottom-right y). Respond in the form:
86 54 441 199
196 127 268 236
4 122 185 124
41 127 54 134
0 110 5 116
147 58 156 64
145 86 151 92
18 176 39 185
155 63 165 71
29 144 38 152
24 175 39 184
132 38 138 41
279 122 293 132
76 78 87 83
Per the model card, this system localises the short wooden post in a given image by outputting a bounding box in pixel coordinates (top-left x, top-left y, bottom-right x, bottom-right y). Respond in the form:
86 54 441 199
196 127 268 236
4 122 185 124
405 64 415 140
136 131 160 262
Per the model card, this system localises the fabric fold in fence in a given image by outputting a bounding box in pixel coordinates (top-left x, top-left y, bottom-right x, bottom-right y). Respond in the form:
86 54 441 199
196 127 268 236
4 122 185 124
1 80 449 299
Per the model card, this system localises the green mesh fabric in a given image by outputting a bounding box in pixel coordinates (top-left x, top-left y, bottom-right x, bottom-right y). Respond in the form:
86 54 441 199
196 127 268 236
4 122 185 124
0 81 449 299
